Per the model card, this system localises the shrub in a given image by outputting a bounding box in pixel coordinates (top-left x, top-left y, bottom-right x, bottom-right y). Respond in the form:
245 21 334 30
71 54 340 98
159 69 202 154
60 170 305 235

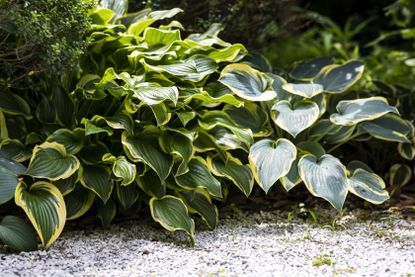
0 3 411 251
0 0 94 88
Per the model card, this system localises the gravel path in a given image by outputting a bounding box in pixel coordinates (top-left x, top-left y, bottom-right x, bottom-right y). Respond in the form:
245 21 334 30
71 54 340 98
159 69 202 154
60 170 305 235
0 208 414 276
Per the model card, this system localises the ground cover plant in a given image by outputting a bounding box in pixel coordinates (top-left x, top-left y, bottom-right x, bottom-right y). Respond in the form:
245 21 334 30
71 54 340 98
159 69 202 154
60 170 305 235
0 1 412 251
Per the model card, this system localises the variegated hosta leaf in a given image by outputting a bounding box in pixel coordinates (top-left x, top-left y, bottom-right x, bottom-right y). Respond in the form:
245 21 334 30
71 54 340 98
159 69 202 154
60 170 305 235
223 102 270 137
122 132 173 181
359 114 412 143
271 100 319 138
111 156 136 186
389 164 412 187
314 60 364 93
249 139 297 193
159 132 194 176
324 125 356 145
0 165 20 205
53 169 81 196
179 190 218 229
175 157 223 198
143 28 181 46
0 139 31 162
150 195 195 244
347 160 374 174
280 159 301 192
218 63 276 101
15 181 66 248
65 186 95 220
289 56 334 80
136 169 166 198
347 169 389 204
208 43 247 63
330 97 399 126
127 8 183 36
79 143 109 165
132 83 179 106
0 90 31 119
91 112 134 136
141 55 218 82
81 166 114 203
46 128 84 155
208 155 254 197
298 154 348 210
398 142 415 160
25 142 80 181
193 129 228 162
0 216 38 252
116 183 140 209
81 118 113 136
282 83 324 98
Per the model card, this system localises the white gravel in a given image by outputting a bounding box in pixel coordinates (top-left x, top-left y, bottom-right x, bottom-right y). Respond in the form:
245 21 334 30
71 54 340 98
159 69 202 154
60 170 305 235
1 208 414 276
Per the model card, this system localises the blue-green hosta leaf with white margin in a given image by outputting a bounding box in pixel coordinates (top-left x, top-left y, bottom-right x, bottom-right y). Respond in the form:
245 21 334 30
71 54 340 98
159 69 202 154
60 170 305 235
150 195 195 244
314 60 364 93
179 190 218 230
219 63 276 101
81 166 113 203
175 157 222 198
271 100 320 138
282 83 324 98
207 155 253 197
25 142 80 181
46 128 84 155
15 181 66 248
131 83 179 106
347 169 389 204
102 154 136 186
0 165 20 205
330 97 399 126
289 56 335 80
249 139 297 193
141 55 218 83
0 215 38 252
359 114 412 143
122 131 173 181
398 142 415 160
298 154 348 210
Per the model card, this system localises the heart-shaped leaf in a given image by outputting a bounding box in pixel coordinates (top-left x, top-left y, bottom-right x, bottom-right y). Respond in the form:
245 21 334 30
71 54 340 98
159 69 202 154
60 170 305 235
65 186 95 220
249 139 297 193
271 100 319 138
0 216 38 252
347 169 389 204
179 190 218 229
389 164 412 187
282 83 324 98
298 154 348 210
47 128 84 155
398 142 415 160
122 131 173 181
314 60 364 93
80 166 113 203
208 155 254 197
175 157 222 198
330 97 399 126
25 142 80 181
15 181 66 248
150 195 195 244
219 63 276 101
132 83 179 106
116 183 140 209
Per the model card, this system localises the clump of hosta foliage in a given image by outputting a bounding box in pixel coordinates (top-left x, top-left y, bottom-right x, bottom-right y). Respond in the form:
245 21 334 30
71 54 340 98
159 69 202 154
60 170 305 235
0 1 412 251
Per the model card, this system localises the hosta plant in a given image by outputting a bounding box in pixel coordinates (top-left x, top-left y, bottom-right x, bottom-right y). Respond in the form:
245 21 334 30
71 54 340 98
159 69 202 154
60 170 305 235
0 2 411 251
